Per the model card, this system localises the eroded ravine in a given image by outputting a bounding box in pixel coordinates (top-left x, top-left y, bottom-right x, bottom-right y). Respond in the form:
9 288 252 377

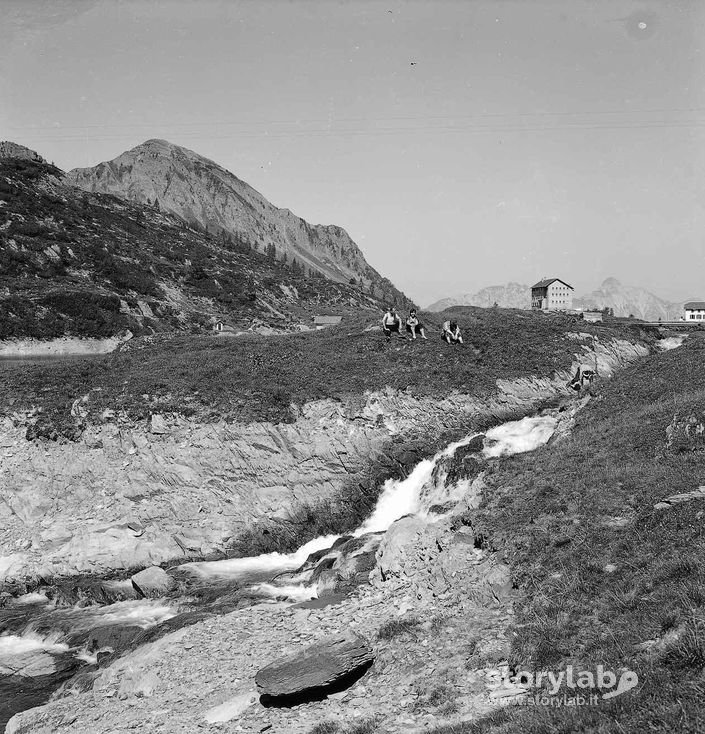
0 336 651 731
1 407 574 732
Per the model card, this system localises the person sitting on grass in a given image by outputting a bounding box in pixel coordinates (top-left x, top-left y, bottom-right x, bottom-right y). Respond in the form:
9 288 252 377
442 319 463 344
382 306 403 341
405 309 427 340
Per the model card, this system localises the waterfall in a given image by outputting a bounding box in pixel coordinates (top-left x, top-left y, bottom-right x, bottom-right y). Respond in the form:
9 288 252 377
187 414 558 600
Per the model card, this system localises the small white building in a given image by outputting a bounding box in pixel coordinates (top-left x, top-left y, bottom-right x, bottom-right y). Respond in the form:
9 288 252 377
531 278 574 311
213 320 237 334
313 315 342 330
684 301 705 321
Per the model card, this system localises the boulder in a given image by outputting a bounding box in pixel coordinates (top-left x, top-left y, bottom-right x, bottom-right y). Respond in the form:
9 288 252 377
130 566 177 597
375 515 426 581
255 628 373 698
149 413 169 434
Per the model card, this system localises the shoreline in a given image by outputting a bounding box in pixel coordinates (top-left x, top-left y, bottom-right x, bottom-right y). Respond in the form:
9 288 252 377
0 333 132 359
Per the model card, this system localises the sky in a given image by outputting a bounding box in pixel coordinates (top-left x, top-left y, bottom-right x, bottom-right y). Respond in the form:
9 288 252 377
1 0 704 306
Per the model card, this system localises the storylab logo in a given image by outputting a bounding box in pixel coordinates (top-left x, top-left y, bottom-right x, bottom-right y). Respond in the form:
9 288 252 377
503 665 639 706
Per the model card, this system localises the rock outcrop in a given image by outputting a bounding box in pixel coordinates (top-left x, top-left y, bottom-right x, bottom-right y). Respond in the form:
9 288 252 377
130 567 176 598
0 142 45 163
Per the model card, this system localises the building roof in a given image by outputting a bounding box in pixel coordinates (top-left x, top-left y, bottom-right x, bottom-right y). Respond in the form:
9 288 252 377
313 315 343 325
684 301 705 310
531 278 574 290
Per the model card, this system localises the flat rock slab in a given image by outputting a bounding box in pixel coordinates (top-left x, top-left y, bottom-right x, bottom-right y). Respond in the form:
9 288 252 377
255 628 373 698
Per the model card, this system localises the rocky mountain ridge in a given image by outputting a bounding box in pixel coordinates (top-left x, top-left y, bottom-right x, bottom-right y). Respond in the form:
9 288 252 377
66 139 402 302
427 282 530 312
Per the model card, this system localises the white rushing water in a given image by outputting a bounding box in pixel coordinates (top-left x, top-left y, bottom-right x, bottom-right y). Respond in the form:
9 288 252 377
482 415 558 458
0 599 178 677
181 533 341 580
183 414 558 600
0 632 69 658
657 335 686 351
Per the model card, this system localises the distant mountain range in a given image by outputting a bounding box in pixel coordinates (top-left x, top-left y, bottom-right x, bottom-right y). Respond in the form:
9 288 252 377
427 277 692 321
428 282 530 312
574 278 686 321
65 139 404 303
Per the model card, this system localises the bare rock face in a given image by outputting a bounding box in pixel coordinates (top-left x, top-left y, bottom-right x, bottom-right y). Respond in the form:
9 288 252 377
0 141 45 163
130 566 177 598
255 628 373 698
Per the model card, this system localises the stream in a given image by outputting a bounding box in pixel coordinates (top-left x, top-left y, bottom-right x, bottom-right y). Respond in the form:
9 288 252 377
0 412 559 731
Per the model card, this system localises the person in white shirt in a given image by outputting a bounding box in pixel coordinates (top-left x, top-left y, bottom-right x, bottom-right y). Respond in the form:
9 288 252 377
382 306 403 341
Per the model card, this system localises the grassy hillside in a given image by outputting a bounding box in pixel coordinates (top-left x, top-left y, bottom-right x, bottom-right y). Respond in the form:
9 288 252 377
0 307 651 439
0 156 408 339
443 333 705 733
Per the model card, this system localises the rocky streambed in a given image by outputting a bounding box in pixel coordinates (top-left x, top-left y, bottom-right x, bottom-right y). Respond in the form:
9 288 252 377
3 410 564 733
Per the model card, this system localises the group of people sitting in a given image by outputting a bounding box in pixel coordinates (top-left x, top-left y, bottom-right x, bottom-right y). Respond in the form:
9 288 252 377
381 307 463 345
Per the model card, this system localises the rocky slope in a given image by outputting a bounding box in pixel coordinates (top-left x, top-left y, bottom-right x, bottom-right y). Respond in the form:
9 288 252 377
574 277 684 320
0 152 402 342
66 139 404 302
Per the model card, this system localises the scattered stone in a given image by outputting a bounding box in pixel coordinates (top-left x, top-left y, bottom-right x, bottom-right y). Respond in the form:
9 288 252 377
204 692 257 723
255 628 373 699
654 487 705 510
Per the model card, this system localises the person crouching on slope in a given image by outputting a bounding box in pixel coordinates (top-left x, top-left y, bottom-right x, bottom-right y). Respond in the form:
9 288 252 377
442 320 463 345
405 309 427 340
382 306 403 341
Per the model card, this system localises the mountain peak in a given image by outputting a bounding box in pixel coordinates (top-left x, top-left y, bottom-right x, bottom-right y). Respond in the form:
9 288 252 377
126 138 185 156
65 141 409 302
